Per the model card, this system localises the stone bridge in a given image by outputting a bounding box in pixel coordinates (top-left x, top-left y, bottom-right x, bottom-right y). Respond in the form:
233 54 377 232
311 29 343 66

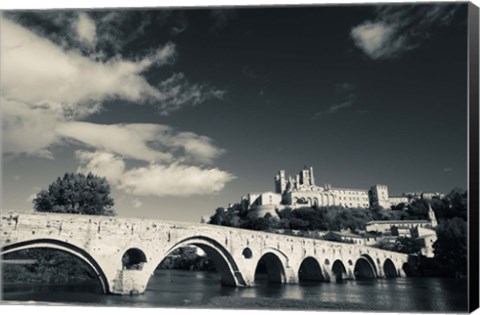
1 212 411 295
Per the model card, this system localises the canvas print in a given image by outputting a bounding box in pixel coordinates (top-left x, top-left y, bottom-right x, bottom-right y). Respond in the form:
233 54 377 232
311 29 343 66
1 2 478 313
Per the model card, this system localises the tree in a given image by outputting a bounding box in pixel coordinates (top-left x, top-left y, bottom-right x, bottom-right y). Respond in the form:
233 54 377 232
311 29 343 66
434 217 467 276
392 237 424 254
33 172 115 216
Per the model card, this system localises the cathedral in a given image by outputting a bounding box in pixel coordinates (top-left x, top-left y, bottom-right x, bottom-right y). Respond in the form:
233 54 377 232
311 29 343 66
237 166 442 219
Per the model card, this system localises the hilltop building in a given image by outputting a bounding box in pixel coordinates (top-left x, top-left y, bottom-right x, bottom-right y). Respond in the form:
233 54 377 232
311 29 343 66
236 166 442 219
219 166 441 258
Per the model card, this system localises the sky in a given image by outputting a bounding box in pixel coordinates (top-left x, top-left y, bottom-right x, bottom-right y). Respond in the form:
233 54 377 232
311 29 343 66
1 3 469 222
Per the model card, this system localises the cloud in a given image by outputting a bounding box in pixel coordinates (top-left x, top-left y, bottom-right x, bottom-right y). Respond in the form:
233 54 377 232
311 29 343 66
118 163 235 197
75 151 235 197
2 15 234 199
314 83 356 118
156 73 225 115
59 122 224 164
76 151 126 184
2 17 223 158
351 22 404 60
73 12 97 48
170 12 188 36
2 17 176 107
350 4 461 59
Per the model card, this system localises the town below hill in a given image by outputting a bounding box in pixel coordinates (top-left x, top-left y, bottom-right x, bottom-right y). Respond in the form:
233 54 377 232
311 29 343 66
207 187 467 278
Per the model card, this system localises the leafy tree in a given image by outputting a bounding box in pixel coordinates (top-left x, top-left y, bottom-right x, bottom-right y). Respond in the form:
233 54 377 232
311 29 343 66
434 218 467 276
241 213 279 231
392 237 424 254
33 172 115 216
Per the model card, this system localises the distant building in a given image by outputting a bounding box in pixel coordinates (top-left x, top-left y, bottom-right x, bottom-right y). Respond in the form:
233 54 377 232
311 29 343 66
365 204 438 258
326 230 380 246
276 167 370 209
388 196 410 207
369 185 390 209
228 166 443 219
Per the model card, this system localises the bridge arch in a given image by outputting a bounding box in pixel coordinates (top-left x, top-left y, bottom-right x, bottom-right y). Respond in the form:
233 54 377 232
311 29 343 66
153 236 246 287
1 238 109 293
331 259 347 281
122 248 147 270
383 258 398 278
298 257 324 282
254 251 286 284
354 254 377 279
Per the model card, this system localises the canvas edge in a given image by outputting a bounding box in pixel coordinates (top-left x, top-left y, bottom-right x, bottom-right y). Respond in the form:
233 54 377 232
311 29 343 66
468 1 480 313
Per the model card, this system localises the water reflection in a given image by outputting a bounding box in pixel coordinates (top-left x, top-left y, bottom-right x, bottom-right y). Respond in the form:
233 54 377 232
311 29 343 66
3 269 468 312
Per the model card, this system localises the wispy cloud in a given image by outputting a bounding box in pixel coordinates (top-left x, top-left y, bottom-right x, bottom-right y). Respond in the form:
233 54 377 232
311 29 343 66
350 4 461 60
314 83 356 118
156 73 225 115
170 12 188 36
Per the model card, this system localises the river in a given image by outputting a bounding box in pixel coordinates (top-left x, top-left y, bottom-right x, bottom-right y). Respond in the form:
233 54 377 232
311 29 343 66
2 269 468 312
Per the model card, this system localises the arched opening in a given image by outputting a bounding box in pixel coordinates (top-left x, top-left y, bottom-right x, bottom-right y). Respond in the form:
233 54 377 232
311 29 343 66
148 236 244 294
242 247 253 259
354 257 376 279
360 254 378 275
298 257 324 282
254 252 286 285
331 260 347 282
383 259 398 278
1 240 108 298
122 248 147 270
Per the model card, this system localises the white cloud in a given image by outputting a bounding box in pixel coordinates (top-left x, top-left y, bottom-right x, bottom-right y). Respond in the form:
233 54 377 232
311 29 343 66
2 16 234 200
76 151 235 197
76 150 126 184
350 22 402 60
73 13 97 48
350 4 460 60
2 17 176 107
59 123 174 163
118 163 235 197
1 17 223 158
58 122 223 164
